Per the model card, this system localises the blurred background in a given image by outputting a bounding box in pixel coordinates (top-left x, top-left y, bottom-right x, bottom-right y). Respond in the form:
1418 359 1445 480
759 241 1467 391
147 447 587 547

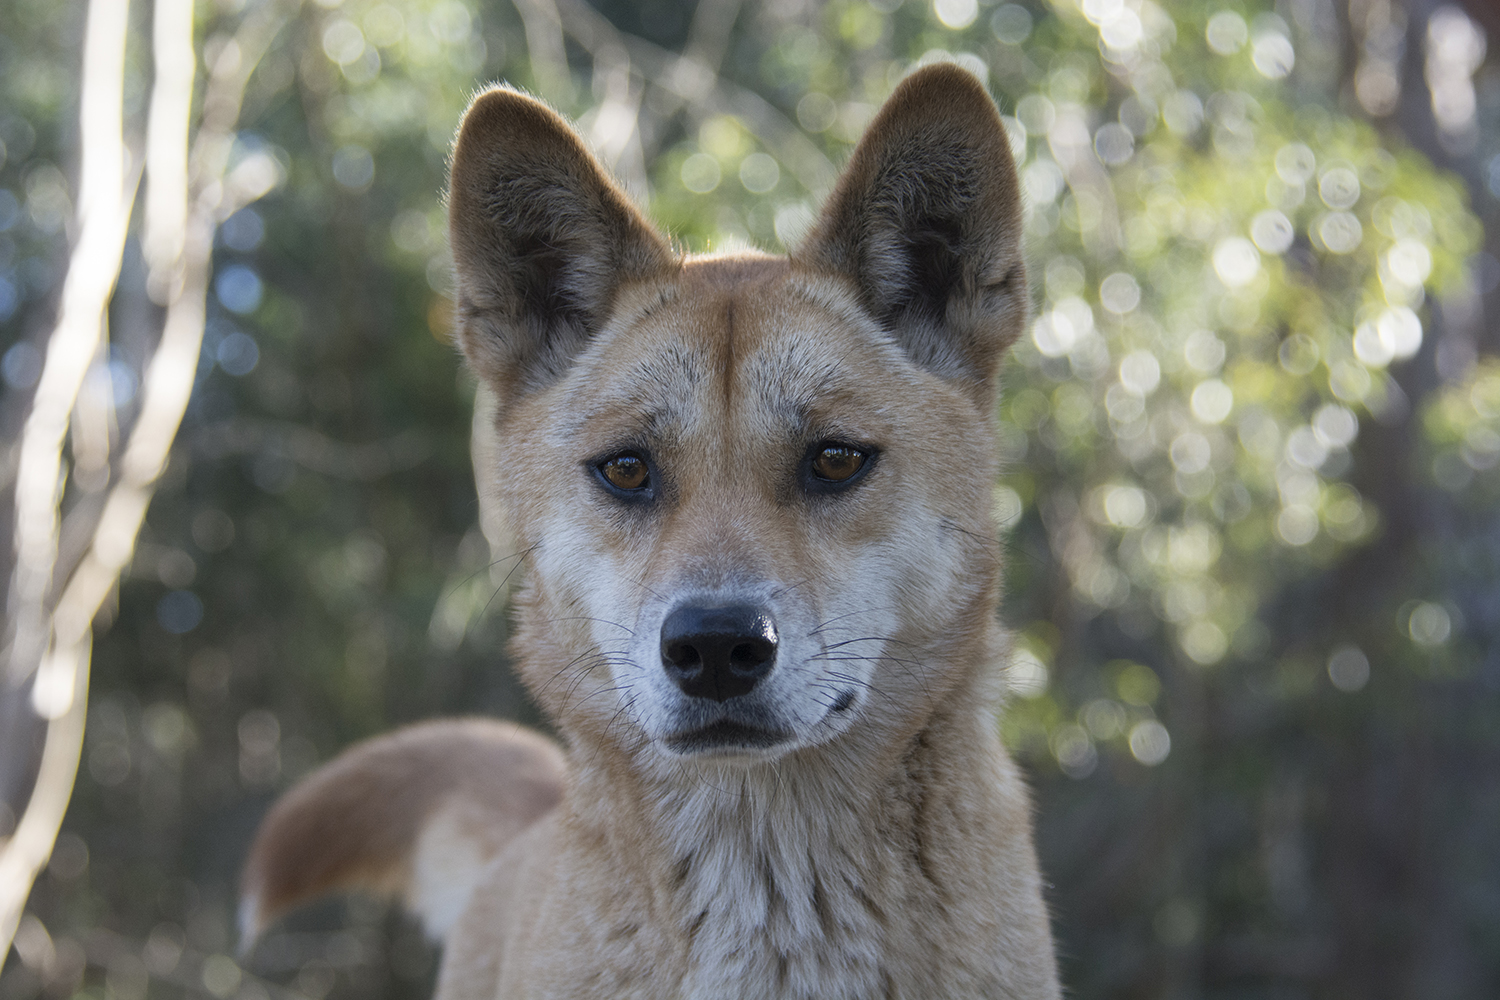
1 0 1498 996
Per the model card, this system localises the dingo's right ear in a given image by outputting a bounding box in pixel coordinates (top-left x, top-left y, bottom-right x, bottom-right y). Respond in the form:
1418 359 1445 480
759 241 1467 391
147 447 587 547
448 88 675 402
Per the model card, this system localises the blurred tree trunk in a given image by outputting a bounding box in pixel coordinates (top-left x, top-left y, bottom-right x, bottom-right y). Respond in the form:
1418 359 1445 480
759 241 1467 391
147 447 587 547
0 0 288 958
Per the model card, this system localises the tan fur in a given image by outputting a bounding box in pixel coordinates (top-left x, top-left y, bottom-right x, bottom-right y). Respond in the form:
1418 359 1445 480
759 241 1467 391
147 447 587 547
242 64 1061 998
240 719 564 941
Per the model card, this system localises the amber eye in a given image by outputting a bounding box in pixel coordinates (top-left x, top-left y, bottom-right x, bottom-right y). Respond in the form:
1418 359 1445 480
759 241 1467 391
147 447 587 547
811 445 868 483
598 453 650 493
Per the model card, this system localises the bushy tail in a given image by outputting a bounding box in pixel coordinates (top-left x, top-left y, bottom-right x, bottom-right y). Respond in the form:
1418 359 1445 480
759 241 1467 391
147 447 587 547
239 718 565 948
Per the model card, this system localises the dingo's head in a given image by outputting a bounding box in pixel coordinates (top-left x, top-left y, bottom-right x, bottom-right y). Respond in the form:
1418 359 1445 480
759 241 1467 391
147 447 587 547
450 65 1024 764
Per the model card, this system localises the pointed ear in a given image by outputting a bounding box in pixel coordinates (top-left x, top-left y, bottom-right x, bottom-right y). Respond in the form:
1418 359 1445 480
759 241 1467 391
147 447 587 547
799 64 1026 404
448 87 676 400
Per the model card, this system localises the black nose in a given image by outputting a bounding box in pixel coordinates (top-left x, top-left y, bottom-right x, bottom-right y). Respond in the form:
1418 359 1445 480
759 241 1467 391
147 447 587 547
660 604 778 702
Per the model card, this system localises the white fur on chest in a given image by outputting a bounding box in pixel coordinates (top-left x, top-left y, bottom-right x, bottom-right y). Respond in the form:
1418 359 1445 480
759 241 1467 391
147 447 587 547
651 764 901 1000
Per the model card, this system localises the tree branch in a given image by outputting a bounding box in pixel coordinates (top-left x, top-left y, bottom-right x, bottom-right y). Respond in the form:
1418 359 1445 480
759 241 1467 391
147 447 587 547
3 0 133 693
0 0 292 961
553 0 837 199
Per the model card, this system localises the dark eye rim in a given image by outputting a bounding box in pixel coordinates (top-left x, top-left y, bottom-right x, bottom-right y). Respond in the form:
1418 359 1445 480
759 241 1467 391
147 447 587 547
589 450 655 501
801 440 878 494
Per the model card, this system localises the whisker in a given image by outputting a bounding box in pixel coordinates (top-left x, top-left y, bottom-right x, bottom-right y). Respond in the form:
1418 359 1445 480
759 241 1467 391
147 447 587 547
627 574 667 602
810 645 932 701
821 671 897 707
535 646 634 698
819 634 919 653
476 542 543 619
808 606 903 635
939 518 1002 555
769 578 811 600
572 681 638 710
540 615 637 636
535 649 602 698
438 544 537 601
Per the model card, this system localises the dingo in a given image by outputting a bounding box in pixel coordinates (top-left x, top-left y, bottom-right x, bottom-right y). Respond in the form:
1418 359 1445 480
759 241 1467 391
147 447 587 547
241 64 1061 999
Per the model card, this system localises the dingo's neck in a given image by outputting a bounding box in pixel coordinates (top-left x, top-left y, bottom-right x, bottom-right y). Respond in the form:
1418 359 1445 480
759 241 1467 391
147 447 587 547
567 682 1030 998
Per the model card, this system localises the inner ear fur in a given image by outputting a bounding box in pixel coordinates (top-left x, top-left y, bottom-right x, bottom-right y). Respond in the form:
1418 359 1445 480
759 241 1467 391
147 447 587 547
799 64 1026 403
448 87 676 400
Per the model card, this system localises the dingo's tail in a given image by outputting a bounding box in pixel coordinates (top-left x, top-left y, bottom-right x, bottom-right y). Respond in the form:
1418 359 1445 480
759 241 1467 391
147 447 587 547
239 718 565 948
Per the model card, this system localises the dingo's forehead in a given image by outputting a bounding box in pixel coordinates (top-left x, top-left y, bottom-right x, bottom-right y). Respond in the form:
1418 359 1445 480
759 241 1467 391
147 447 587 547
551 255 933 450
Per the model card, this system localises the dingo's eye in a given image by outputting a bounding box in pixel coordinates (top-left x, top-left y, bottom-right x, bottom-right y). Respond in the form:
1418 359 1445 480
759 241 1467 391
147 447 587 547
810 444 869 484
596 453 651 494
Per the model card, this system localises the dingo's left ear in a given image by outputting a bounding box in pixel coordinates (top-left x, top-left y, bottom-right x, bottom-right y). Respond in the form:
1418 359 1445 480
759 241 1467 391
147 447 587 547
448 87 676 402
801 64 1025 405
